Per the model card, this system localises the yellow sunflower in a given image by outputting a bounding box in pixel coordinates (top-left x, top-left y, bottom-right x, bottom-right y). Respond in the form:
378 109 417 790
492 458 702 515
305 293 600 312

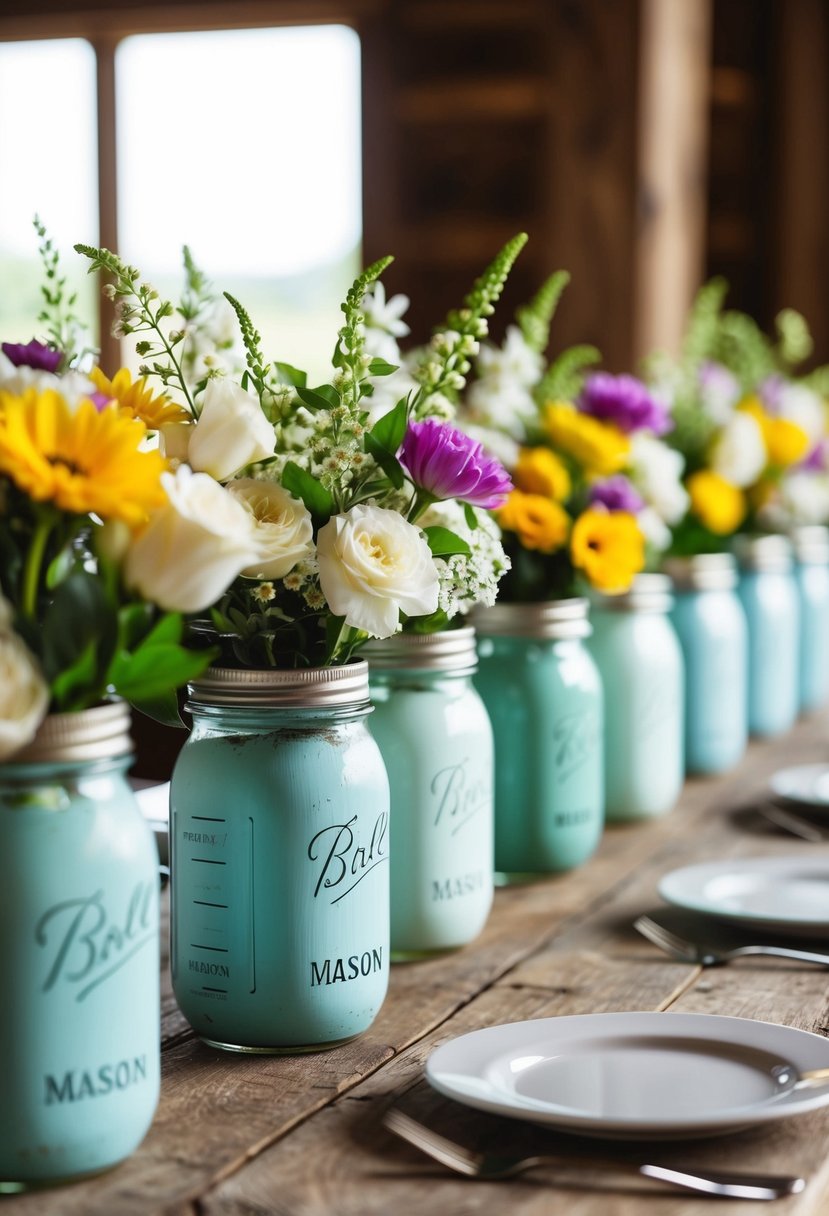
570 508 645 593
90 366 192 430
687 470 746 535
543 401 630 476
513 446 571 502
0 388 168 527
498 490 570 553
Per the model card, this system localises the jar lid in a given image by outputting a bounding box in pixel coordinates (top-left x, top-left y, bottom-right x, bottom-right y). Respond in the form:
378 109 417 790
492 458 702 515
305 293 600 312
790 525 829 565
187 661 372 709
472 598 591 640
363 627 477 673
10 701 133 765
733 533 793 573
663 553 738 591
592 573 673 613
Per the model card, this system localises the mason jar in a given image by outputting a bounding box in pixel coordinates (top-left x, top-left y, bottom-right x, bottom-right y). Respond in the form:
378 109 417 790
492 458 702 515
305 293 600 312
589 574 684 821
0 702 160 1189
791 525 829 714
665 554 748 775
735 535 800 737
170 663 390 1053
365 628 493 960
472 600 603 881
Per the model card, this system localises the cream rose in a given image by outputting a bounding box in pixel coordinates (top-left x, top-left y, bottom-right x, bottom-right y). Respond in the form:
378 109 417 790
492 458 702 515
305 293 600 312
187 378 274 481
124 466 262 613
226 478 315 579
710 412 766 488
0 631 49 761
316 504 439 638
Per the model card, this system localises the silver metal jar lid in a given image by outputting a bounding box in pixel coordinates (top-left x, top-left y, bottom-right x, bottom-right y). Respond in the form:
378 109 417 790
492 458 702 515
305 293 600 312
363 627 477 674
733 533 793 573
10 701 134 765
187 661 371 709
790 525 829 565
471 598 591 640
663 553 738 592
591 573 673 614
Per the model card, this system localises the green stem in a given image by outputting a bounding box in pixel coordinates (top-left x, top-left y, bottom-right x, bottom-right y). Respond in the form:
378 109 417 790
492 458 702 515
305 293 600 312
22 514 54 619
407 488 438 524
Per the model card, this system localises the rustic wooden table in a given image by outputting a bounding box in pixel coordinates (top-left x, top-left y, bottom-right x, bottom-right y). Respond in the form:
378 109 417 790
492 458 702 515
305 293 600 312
8 713 829 1216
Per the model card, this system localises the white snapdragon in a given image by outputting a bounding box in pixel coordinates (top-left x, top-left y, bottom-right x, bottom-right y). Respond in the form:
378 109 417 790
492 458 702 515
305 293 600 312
186 378 274 481
709 412 767 488
362 282 411 366
476 325 543 390
124 466 262 613
316 504 439 637
629 432 689 525
225 478 315 579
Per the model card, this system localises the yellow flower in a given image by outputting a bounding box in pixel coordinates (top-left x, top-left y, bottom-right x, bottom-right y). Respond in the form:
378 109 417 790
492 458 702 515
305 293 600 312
738 396 809 468
543 401 629 476
570 508 645 593
687 469 746 535
90 366 192 430
0 388 168 526
498 490 570 553
513 446 571 502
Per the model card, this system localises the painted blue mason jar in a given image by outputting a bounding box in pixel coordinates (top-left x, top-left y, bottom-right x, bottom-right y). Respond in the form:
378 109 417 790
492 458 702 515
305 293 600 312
735 534 799 737
791 525 829 714
665 554 748 775
472 600 603 881
170 663 390 1053
589 574 684 821
0 703 160 1190
366 628 494 959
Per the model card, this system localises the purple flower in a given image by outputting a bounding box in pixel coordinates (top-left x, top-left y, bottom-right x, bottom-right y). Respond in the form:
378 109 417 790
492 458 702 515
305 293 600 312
2 338 62 373
580 372 672 435
589 475 644 514
802 439 829 472
759 374 785 415
399 418 513 509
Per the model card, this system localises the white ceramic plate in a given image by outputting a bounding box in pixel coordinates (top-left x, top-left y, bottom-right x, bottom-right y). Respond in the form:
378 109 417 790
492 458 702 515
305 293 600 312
425 1012 829 1139
658 856 829 937
771 764 829 811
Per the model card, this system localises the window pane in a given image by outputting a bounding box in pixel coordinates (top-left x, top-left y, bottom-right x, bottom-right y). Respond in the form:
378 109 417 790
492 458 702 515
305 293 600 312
0 39 98 348
116 26 362 382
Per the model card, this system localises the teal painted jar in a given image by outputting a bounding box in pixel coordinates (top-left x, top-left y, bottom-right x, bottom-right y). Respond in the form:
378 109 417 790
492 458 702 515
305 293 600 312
735 535 799 737
472 600 603 882
170 663 390 1053
791 526 829 714
665 554 748 775
366 628 493 960
589 575 684 821
0 703 160 1191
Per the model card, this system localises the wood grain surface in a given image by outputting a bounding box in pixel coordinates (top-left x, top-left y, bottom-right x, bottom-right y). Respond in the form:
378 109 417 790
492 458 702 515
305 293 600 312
7 713 829 1215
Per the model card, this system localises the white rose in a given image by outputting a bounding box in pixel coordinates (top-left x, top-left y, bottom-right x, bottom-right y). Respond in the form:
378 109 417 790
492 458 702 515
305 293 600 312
317 504 439 638
780 471 829 526
187 379 274 481
124 466 261 613
226 478 315 579
709 412 767 488
0 631 49 761
636 506 671 552
630 432 689 524
159 421 193 465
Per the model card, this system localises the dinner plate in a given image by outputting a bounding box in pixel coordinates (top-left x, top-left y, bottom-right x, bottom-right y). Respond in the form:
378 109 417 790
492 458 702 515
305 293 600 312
425 1012 829 1139
770 763 829 812
657 856 829 937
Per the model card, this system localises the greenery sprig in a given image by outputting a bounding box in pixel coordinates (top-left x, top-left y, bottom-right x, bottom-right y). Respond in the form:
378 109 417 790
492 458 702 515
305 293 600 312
516 269 570 356
34 217 92 366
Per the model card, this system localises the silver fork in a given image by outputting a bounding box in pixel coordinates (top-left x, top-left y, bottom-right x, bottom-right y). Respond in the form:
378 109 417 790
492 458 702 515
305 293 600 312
758 804 829 843
383 1108 805 1199
634 914 829 967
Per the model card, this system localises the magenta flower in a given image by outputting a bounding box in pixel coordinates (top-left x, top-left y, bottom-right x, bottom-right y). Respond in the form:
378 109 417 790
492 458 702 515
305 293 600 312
580 372 671 435
589 475 644 514
2 339 62 373
399 419 513 509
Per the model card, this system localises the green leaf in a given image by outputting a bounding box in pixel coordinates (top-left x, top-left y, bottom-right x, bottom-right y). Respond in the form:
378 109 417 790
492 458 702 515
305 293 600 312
107 643 215 701
364 433 405 489
463 502 479 531
367 357 399 377
281 461 335 519
368 398 408 454
423 526 472 558
130 689 189 730
41 571 113 688
274 361 307 388
50 640 98 709
296 385 339 412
